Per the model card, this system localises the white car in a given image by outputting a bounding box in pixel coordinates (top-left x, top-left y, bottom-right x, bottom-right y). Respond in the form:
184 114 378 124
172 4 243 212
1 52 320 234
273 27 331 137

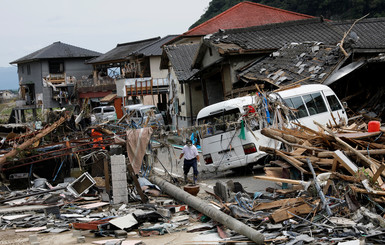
124 104 165 127
92 106 117 123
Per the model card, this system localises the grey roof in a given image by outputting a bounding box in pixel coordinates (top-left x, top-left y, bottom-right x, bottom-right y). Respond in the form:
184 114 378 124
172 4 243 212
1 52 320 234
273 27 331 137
163 43 200 82
239 42 345 87
88 37 160 64
10 41 101 64
206 18 344 52
205 17 385 54
135 35 179 57
331 17 385 49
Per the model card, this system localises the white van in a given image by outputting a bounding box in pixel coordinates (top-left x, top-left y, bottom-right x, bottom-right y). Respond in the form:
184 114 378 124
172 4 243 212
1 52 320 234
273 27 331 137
196 84 347 172
124 104 165 127
92 106 117 123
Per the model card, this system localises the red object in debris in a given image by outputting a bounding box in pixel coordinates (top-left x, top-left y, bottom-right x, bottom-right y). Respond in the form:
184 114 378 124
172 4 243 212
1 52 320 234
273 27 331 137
368 121 381 132
71 218 112 230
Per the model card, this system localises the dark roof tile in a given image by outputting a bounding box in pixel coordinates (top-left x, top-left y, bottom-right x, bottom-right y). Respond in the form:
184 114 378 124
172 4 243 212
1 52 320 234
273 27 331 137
164 43 200 81
10 41 101 64
88 37 160 64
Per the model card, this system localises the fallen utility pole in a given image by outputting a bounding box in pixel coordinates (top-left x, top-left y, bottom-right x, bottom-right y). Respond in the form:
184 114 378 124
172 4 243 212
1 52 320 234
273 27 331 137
149 175 264 244
0 116 68 171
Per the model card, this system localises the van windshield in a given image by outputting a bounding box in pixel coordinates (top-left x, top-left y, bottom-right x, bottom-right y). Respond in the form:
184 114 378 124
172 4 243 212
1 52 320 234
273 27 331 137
198 108 241 138
93 108 102 113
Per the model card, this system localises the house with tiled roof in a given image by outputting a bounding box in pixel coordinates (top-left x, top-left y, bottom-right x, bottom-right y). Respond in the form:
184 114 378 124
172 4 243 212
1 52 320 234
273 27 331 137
83 37 160 110
193 17 385 120
191 18 345 104
10 41 101 114
160 43 202 128
85 36 178 120
160 2 315 129
168 1 315 45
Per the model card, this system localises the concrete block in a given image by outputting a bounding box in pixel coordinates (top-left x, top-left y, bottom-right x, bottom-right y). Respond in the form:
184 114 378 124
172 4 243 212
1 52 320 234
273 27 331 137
29 234 38 243
114 229 127 238
111 172 127 180
77 236 86 243
72 230 81 237
46 222 54 228
113 195 128 204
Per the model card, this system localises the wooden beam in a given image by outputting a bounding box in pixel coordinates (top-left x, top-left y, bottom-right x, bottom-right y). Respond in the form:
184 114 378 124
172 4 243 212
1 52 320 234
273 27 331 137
127 163 148 203
372 163 385 185
0 116 68 171
253 197 305 211
254 176 309 187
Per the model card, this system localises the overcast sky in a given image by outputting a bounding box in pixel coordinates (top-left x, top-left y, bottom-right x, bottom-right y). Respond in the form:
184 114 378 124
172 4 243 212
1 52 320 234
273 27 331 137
1 0 211 67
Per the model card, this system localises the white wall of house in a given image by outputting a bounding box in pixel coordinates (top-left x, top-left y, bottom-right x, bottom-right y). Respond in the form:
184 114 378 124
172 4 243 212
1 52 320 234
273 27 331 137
201 46 222 69
150 57 168 79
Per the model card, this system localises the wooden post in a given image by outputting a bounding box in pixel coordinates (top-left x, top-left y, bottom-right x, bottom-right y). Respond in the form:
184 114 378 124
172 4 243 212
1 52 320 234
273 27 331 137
127 163 147 203
104 158 110 194
0 116 68 170
372 163 385 184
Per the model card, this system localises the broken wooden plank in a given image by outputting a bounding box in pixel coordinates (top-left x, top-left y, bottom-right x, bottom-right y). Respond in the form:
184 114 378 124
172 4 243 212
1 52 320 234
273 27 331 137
127 163 148 203
253 197 305 211
333 150 358 175
315 121 375 168
0 116 68 170
349 184 385 196
372 163 385 185
271 202 315 223
254 176 310 188
275 150 309 174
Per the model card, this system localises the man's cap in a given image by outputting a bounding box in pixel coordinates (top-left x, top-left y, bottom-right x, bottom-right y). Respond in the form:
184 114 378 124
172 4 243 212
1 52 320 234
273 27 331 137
186 139 192 144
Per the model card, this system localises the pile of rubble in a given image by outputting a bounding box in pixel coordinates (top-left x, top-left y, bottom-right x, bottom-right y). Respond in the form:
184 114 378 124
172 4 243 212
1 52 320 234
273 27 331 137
234 120 385 244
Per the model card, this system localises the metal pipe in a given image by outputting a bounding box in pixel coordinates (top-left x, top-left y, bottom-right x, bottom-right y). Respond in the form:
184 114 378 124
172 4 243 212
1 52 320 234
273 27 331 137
149 175 264 244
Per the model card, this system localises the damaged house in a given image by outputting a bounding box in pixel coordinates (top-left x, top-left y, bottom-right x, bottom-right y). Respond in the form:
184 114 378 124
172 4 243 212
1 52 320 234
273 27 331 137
86 36 176 119
160 43 202 129
161 1 315 129
10 41 101 113
191 17 385 121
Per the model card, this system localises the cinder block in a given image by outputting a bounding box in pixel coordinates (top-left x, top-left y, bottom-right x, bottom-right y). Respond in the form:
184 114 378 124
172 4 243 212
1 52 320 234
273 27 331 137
112 180 128 189
29 234 38 243
114 229 127 238
46 222 54 228
72 230 81 237
77 236 86 243
111 172 127 180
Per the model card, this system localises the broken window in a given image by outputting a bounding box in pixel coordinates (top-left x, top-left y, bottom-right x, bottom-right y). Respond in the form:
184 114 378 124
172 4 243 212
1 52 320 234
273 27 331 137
198 108 241 137
49 61 64 74
327 95 343 111
284 96 308 118
303 92 327 115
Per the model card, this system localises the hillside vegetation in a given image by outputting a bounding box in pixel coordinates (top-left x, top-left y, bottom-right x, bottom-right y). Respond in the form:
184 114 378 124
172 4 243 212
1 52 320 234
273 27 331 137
190 0 385 29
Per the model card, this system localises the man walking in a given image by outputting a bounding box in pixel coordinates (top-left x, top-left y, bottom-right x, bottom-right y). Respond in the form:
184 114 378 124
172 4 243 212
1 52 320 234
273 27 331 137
179 139 200 184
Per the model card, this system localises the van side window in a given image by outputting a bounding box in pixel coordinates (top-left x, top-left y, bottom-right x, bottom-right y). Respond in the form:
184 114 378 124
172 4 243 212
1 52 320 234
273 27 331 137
284 96 308 118
327 95 342 111
104 107 115 113
303 92 327 115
